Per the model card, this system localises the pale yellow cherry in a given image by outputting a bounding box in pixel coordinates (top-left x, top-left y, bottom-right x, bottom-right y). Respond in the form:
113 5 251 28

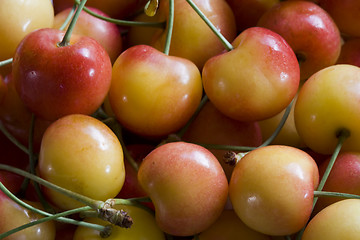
0 0 54 61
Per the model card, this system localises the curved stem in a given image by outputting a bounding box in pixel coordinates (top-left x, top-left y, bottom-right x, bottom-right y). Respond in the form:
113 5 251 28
314 190 360 200
58 0 88 47
92 106 110 121
176 95 208 139
28 114 54 213
184 97 293 160
295 129 350 240
113 197 153 213
0 122 29 155
0 58 13 67
108 119 139 172
0 206 102 239
74 0 166 28
163 0 174 55
185 0 233 51
59 3 77 31
0 164 104 210
0 181 104 230
312 128 350 208
259 98 294 148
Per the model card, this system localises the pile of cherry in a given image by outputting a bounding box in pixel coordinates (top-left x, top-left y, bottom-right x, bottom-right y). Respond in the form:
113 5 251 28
1 0 360 239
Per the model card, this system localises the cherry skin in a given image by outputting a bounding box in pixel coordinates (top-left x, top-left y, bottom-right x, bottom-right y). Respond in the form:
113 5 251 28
38 114 125 210
151 0 237 70
302 199 360 239
229 145 319 236
53 7 122 63
225 0 279 33
294 64 360 154
319 0 360 38
0 74 52 152
182 100 262 180
109 45 203 138
0 0 54 62
313 152 360 214
12 28 112 121
258 94 306 148
53 0 147 20
202 27 300 122
138 142 229 236
195 209 271 240
116 144 155 210
336 38 360 67
0 193 56 240
257 0 341 81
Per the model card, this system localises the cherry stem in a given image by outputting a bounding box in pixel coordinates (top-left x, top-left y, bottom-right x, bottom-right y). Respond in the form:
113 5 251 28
314 190 360 200
0 163 104 209
187 95 293 161
176 95 208 139
185 0 234 51
0 58 13 67
312 128 350 208
59 3 77 31
295 128 350 240
163 0 174 55
0 206 101 239
114 197 154 214
0 121 29 155
73 0 166 28
106 118 140 172
28 114 54 213
0 181 106 234
58 0 88 47
80 196 154 219
258 98 294 148
0 163 134 229
92 106 110 120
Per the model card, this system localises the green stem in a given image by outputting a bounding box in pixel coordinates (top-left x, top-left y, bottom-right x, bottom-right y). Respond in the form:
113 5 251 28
113 197 153 214
0 181 105 230
58 0 88 47
185 97 293 162
92 106 110 121
176 95 208 139
109 119 139 172
312 128 350 208
295 129 350 240
258 98 294 148
74 0 166 28
0 122 29 155
163 0 174 55
0 164 104 210
0 58 13 67
314 190 360 200
79 197 154 218
59 3 77 31
185 0 234 51
27 114 54 213
0 206 102 239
